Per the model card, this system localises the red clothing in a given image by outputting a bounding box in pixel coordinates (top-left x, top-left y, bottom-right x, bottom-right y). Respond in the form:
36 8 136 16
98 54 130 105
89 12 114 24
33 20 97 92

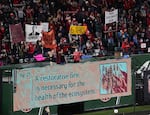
73 51 81 62
56 46 61 64
66 21 71 32
56 45 65 64
122 41 130 52
123 0 135 10
26 8 33 18
0 27 5 41
63 45 70 54
106 0 115 6
13 0 21 4
28 43 35 54
147 13 150 26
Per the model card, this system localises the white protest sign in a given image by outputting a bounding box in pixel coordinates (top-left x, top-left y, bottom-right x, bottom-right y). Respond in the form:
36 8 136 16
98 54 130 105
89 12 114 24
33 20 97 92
25 24 43 43
105 9 118 24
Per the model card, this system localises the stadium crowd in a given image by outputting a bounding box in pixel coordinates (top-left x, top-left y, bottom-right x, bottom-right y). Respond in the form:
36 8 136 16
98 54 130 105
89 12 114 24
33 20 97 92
0 0 150 65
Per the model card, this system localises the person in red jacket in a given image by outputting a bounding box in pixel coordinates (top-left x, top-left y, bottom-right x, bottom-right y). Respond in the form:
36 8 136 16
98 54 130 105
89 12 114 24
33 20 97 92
28 42 35 62
13 0 21 4
72 48 82 63
121 37 130 55
123 0 135 10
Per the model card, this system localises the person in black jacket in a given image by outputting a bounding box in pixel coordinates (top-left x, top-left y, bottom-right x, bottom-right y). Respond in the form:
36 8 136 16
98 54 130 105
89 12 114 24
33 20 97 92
34 40 43 55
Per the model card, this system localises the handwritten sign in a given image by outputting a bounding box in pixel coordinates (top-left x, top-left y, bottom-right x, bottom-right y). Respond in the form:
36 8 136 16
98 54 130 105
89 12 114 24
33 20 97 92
69 26 87 35
105 9 118 24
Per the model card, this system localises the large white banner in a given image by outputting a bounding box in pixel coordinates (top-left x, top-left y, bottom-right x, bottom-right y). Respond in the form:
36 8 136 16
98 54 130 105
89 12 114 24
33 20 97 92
105 9 118 24
13 58 132 111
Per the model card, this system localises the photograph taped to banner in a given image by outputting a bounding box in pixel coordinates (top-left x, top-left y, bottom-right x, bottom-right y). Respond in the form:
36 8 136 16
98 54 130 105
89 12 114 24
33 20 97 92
99 61 130 96
99 59 131 104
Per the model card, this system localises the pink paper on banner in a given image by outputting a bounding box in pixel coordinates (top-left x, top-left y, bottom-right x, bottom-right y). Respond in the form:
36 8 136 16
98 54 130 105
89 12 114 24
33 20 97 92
34 54 45 61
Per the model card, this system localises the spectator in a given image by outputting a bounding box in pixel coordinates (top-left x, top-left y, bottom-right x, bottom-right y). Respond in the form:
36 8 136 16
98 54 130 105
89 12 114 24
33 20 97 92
0 0 149 66
11 43 20 63
27 42 35 62
121 37 130 55
18 41 28 62
86 40 94 55
0 26 5 51
94 14 102 38
56 44 66 64
0 48 7 65
34 40 43 56
132 34 139 48
146 25 150 41
48 49 56 65
107 27 115 52
25 5 33 23
72 48 82 63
